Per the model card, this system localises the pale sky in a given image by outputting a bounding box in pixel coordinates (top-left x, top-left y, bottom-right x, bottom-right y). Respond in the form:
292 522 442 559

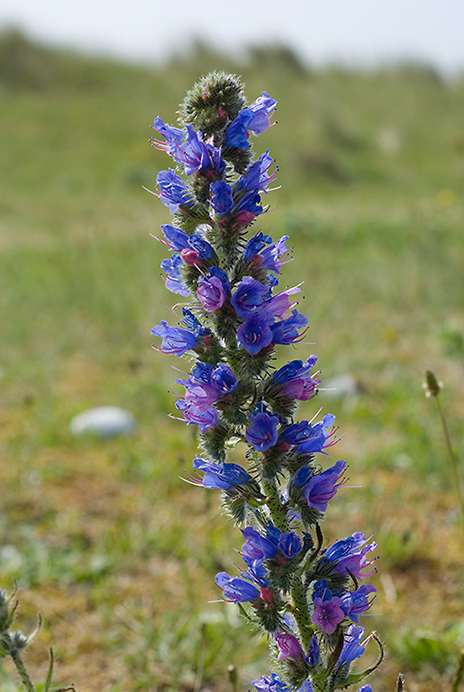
1 0 464 73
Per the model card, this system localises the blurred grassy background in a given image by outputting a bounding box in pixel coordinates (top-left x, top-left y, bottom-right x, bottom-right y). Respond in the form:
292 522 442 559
0 28 463 692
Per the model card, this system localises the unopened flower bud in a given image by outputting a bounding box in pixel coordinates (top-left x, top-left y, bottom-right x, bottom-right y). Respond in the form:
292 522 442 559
423 369 442 398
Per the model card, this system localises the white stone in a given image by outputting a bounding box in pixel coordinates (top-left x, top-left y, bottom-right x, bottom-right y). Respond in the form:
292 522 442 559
70 406 137 438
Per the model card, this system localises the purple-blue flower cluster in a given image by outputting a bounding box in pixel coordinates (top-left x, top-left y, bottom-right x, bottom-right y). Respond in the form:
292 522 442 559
149 74 380 692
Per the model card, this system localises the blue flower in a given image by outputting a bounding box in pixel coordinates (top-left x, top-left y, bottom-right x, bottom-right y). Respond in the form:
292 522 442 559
306 635 320 666
160 254 189 296
151 116 184 152
252 673 290 692
161 224 214 261
152 119 225 175
272 357 320 401
277 531 302 558
252 673 312 692
211 363 237 393
341 584 376 623
294 460 347 512
236 311 274 355
151 320 198 356
232 276 269 318
246 405 280 452
175 124 211 175
320 533 378 580
155 169 194 213
233 152 276 223
241 526 278 564
210 180 234 215
190 457 252 489
181 307 211 337
224 109 254 149
280 421 313 446
215 572 260 602
271 310 308 346
224 93 277 149
248 92 278 134
338 624 368 665
296 414 338 453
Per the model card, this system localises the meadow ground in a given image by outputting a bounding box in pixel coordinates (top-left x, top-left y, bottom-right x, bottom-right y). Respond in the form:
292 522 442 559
1 31 464 691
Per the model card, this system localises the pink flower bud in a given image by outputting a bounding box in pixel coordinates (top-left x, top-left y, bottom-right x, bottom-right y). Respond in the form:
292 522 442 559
275 632 304 661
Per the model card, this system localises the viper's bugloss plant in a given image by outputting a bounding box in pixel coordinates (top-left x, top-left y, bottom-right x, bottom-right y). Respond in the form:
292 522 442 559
149 72 382 692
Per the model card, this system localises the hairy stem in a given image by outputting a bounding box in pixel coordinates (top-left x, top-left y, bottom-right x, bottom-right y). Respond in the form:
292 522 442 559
8 644 37 692
290 575 314 652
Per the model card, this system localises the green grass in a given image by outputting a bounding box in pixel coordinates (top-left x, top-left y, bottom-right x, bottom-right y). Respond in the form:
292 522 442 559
1 29 464 692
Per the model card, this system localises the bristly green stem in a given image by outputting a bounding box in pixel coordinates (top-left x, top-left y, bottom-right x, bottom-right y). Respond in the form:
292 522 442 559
7 641 37 692
262 479 288 533
290 575 315 652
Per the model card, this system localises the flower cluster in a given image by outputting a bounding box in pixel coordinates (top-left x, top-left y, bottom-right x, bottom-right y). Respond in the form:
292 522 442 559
150 73 381 692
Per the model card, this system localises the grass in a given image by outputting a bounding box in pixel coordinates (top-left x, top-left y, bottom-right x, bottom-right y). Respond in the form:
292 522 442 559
1 28 464 691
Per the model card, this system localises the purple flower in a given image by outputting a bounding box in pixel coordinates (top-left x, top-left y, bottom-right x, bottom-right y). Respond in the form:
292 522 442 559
155 169 194 213
210 180 234 215
215 572 260 602
151 321 198 356
232 276 269 318
197 267 230 312
246 406 280 451
311 580 345 635
175 377 219 413
189 457 252 490
174 399 219 431
236 311 274 354
272 356 320 401
296 460 347 512
321 533 378 580
275 632 304 661
265 286 302 320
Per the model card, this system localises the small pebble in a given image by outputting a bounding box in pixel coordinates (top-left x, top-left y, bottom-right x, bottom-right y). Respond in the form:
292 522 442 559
70 406 137 438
